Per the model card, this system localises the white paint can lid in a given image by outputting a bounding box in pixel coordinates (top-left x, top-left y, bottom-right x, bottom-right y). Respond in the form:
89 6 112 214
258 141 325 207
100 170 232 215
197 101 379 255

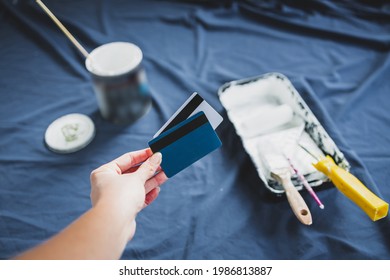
44 113 95 154
85 42 143 77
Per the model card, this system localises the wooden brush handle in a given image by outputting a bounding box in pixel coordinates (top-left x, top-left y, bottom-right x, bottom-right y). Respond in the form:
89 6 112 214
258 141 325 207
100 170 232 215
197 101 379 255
272 171 312 225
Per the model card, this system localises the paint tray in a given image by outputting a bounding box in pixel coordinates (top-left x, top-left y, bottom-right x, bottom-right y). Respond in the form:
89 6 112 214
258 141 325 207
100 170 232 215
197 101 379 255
218 72 350 195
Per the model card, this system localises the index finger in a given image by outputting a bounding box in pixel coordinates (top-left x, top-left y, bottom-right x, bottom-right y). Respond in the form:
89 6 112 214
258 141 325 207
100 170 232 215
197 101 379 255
108 148 153 174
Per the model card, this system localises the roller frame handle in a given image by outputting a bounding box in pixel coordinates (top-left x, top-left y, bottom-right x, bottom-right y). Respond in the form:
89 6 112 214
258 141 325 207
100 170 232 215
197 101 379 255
314 156 388 221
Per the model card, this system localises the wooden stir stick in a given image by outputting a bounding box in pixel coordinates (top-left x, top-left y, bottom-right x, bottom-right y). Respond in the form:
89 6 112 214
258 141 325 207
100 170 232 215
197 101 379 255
36 0 89 58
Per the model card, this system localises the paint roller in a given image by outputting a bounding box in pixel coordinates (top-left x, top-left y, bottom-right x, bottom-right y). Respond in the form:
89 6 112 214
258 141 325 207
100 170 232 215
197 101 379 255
234 104 295 138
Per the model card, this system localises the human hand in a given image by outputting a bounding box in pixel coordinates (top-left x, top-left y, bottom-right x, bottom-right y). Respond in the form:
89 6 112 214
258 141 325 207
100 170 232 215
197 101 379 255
90 148 167 240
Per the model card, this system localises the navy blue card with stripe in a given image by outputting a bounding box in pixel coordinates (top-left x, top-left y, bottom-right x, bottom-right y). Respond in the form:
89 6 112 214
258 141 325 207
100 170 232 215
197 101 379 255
149 112 222 178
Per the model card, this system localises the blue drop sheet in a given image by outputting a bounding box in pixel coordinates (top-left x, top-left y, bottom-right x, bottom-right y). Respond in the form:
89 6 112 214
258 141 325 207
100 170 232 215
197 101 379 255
0 0 389 259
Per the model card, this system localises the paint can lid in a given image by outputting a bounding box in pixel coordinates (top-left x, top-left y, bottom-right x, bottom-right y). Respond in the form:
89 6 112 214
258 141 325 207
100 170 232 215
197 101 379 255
85 42 143 77
44 113 95 154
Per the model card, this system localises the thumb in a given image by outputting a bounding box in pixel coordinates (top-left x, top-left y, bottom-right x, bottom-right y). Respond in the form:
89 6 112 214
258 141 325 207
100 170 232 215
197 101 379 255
135 152 162 182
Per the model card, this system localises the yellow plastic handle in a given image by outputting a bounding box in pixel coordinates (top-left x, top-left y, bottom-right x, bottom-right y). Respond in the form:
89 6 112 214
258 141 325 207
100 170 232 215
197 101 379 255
313 156 388 221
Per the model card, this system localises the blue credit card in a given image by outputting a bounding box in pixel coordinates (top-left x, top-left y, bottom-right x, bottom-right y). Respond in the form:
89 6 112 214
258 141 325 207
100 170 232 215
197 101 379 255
148 112 222 178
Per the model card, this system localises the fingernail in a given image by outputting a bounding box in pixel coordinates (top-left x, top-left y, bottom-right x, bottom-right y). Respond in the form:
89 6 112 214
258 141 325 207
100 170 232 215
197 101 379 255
156 187 161 193
151 152 162 165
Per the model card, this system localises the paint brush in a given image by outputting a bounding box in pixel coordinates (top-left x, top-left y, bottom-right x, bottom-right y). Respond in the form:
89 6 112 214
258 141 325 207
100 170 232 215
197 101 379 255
265 154 312 225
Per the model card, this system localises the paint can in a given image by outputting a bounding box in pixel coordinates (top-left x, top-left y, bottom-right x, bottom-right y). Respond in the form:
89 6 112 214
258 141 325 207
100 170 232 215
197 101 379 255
85 42 151 124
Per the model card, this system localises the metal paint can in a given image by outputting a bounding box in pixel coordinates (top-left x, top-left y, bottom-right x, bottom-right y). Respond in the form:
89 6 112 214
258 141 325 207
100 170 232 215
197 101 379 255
85 42 151 124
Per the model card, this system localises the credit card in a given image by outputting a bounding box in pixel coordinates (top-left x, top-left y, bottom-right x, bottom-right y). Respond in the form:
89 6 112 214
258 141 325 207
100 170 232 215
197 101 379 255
149 111 222 178
153 92 223 138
